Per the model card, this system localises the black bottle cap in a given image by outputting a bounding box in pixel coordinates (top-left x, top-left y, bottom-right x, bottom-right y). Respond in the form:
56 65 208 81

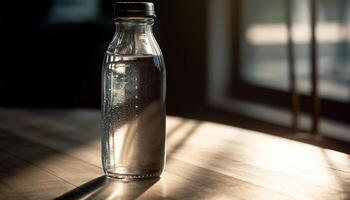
114 2 156 19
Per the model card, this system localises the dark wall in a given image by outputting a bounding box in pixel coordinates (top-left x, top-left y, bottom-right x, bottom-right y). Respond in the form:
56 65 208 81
0 0 112 107
158 1 208 113
0 0 208 114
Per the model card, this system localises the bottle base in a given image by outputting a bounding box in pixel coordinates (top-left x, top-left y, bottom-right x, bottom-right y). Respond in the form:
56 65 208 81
105 171 161 180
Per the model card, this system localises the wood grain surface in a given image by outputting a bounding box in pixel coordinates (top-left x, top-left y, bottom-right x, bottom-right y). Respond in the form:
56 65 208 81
0 109 349 200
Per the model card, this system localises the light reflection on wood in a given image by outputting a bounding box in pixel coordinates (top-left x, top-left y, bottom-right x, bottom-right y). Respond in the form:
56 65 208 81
0 109 349 199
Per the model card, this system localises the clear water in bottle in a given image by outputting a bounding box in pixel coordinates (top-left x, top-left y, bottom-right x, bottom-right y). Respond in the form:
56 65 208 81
101 53 165 178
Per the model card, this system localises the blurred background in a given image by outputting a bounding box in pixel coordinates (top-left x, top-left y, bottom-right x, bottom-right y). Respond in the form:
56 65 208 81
0 0 349 151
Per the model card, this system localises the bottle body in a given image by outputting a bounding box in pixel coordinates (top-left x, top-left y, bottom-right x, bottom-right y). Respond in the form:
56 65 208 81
101 18 166 179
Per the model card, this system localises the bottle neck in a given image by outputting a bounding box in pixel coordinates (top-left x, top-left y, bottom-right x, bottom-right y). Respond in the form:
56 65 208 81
114 18 154 33
108 18 157 55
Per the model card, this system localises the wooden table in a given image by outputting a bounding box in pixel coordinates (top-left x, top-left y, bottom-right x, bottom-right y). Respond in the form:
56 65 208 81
0 109 349 200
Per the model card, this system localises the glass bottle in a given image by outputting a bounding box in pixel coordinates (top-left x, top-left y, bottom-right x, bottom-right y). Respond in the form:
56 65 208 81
101 2 166 179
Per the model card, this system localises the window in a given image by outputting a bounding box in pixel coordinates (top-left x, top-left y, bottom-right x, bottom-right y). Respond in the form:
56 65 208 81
233 0 350 122
208 0 350 140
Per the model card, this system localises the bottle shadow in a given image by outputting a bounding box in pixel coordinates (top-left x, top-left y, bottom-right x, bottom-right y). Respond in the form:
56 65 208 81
55 176 160 200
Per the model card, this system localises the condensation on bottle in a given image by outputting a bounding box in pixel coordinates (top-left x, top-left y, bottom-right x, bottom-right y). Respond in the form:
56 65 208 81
101 2 166 179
